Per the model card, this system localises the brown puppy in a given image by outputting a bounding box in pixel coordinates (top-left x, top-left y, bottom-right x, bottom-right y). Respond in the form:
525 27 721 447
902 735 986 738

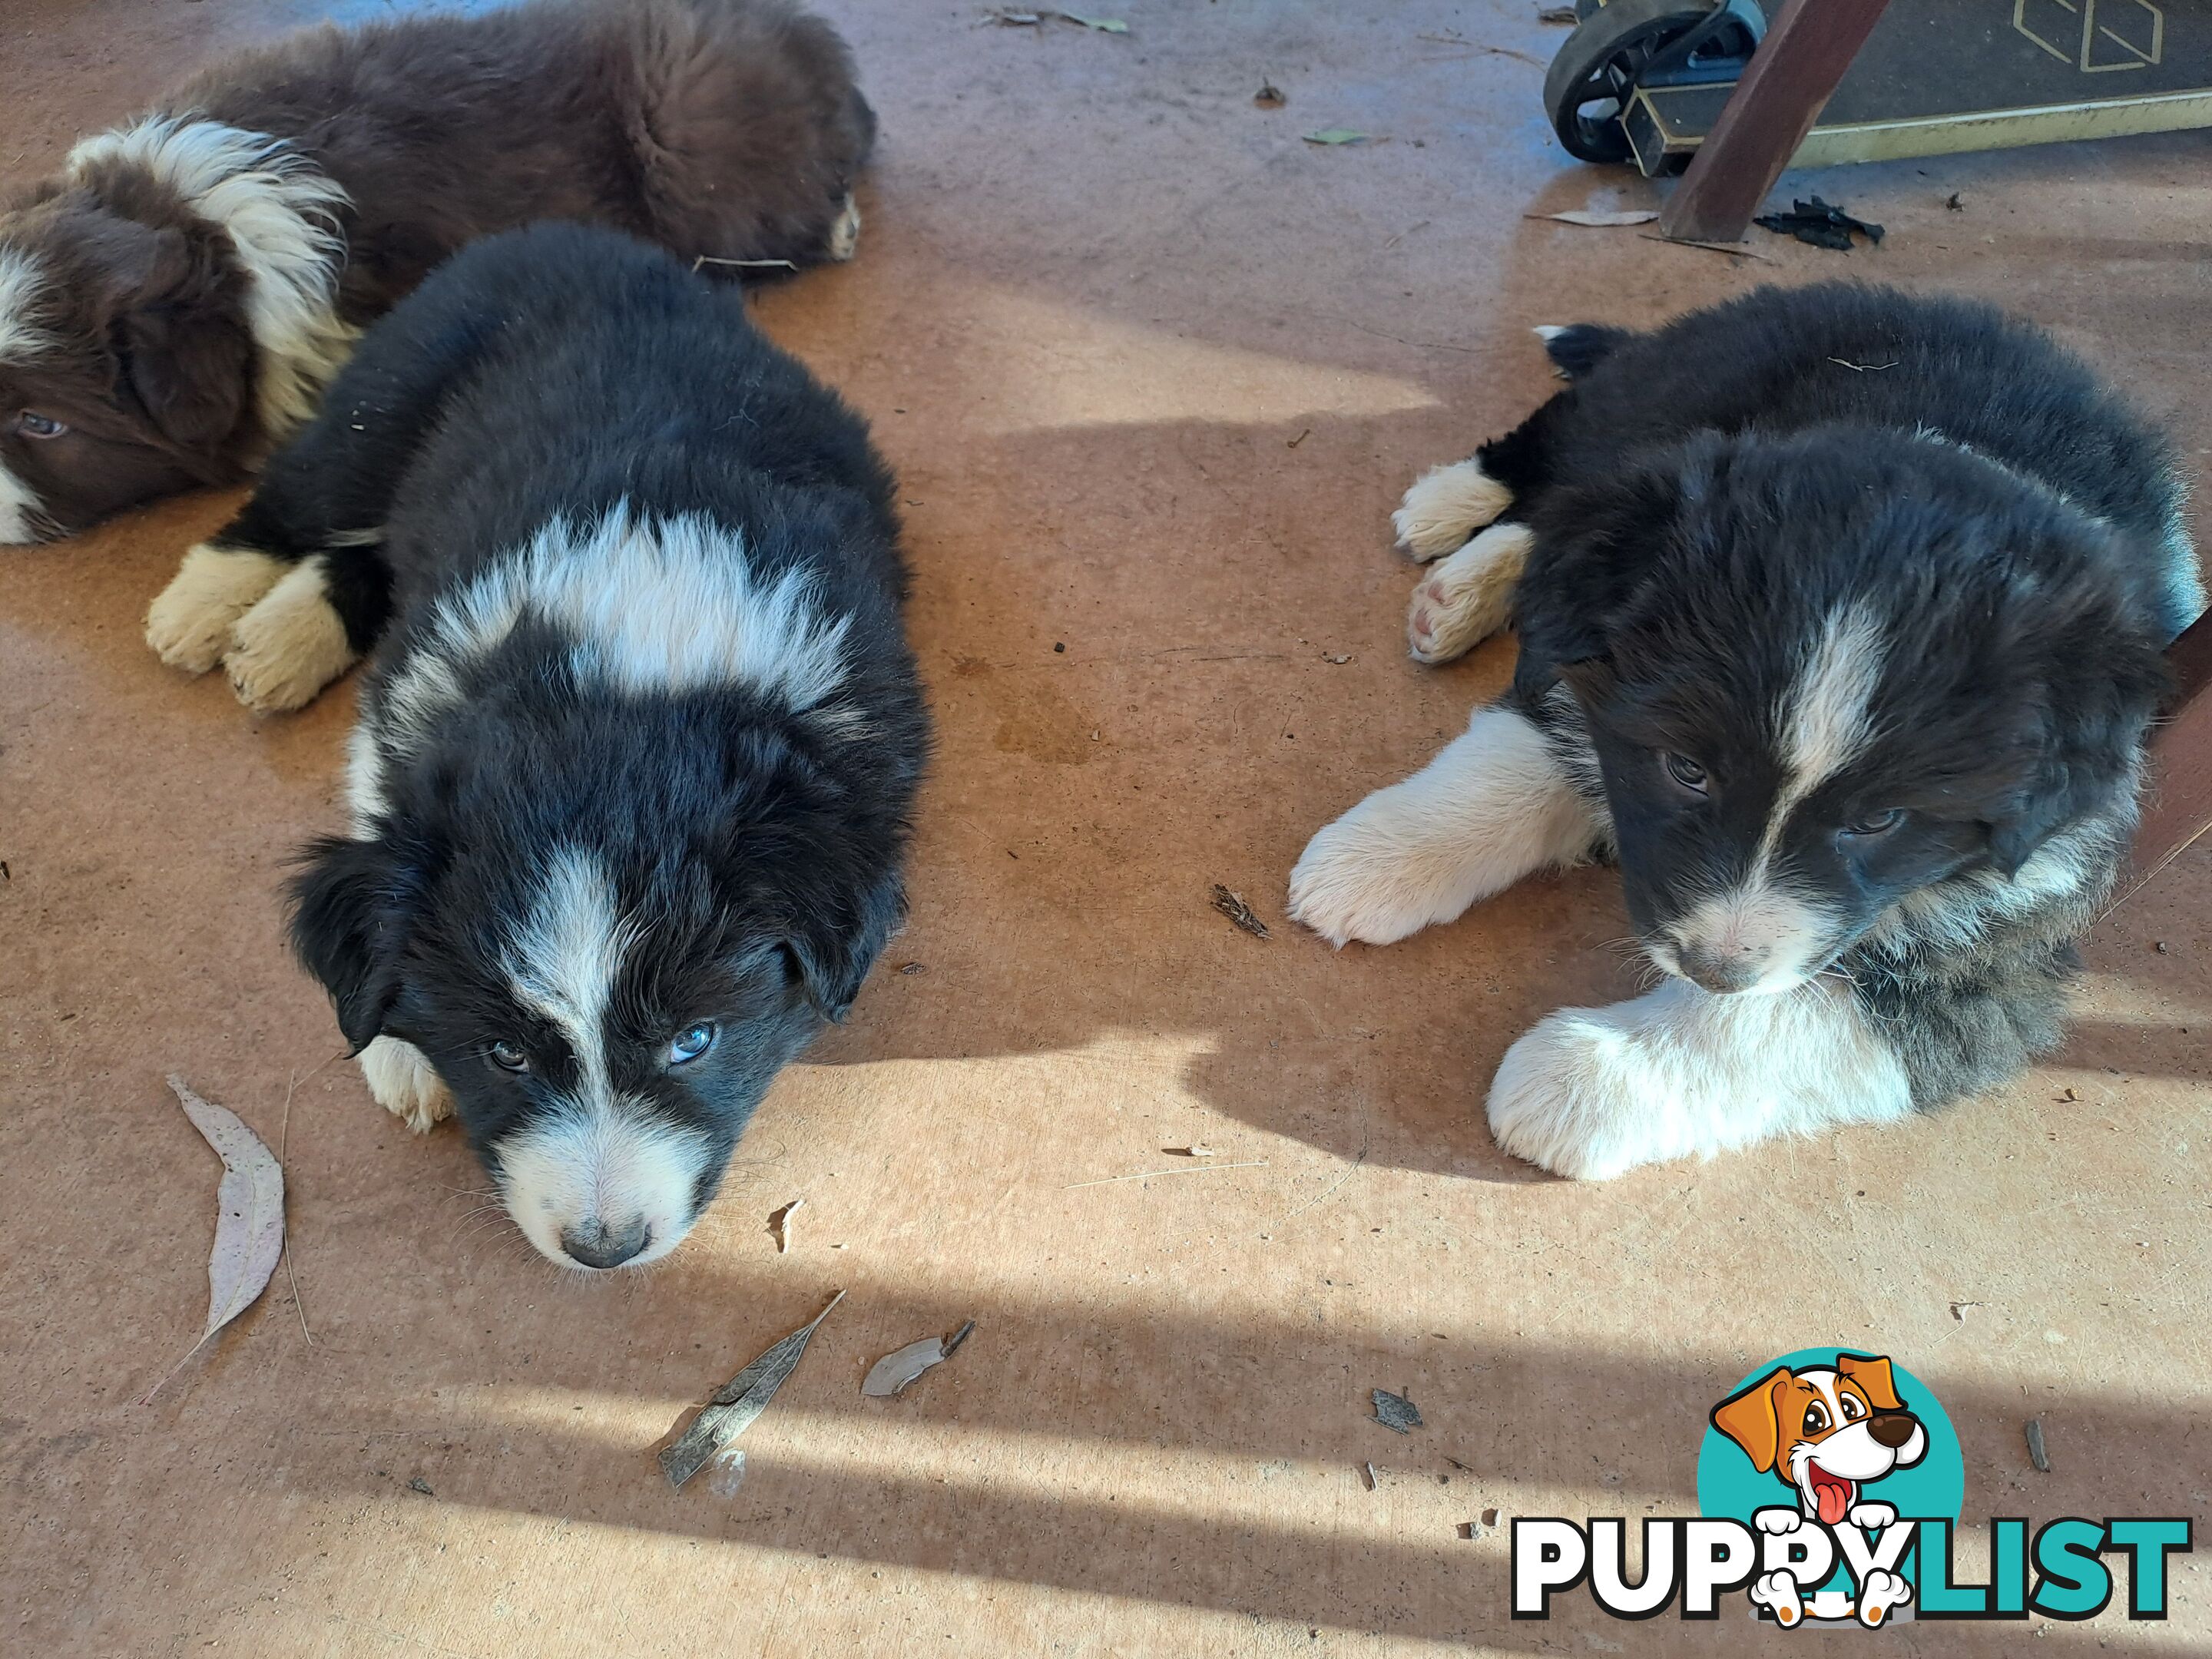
0 0 873 551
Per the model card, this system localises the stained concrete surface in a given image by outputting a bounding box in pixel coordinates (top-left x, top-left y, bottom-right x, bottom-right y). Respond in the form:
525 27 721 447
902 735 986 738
2 2 2208 1654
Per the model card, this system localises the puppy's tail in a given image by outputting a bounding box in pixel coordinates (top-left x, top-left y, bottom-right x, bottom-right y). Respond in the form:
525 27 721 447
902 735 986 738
1533 323 1630 380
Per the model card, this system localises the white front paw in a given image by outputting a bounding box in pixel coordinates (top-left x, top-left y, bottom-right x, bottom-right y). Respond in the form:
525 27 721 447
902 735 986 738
1391 459 1511 561
146 544 286 674
1856 1568 1911 1628
1847 1500 1896 1531
1751 1569 1805 1628
1485 1008 1677 1180
1754 1506 1807 1537
359 1036 452 1134
1406 523 1532 665
224 558 356 713
1287 810 1449 947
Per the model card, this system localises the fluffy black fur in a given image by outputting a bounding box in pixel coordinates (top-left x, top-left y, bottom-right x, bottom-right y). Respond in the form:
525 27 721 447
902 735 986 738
1491 284 2198 1109
283 223 926 1267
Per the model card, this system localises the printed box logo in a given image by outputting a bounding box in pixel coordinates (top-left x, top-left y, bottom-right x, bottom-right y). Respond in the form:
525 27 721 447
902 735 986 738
1512 1348 2191 1628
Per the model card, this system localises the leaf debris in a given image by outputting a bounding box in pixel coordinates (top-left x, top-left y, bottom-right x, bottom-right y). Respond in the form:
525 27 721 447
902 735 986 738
1753 195 1884 251
142 1076 286 1405
660 1290 845 1488
770 1197 804 1254
1211 884 1271 939
1254 81 1286 109
1065 1160 1268 1190
863 1320 977 1397
1528 208 1658 227
2025 1417 2051 1473
1302 128 1371 146
1373 1389 1423 1434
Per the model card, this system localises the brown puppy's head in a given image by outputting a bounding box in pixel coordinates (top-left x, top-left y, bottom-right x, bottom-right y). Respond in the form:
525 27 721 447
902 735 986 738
0 189 257 542
1710 1354 1927 1526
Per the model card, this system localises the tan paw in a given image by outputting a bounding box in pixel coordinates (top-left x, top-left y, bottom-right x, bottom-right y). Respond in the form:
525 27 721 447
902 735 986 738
224 557 356 713
827 194 861 262
359 1036 452 1134
146 544 286 674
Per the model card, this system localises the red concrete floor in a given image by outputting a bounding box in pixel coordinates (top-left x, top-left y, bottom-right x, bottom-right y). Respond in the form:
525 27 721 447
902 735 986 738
2 2 2207 1654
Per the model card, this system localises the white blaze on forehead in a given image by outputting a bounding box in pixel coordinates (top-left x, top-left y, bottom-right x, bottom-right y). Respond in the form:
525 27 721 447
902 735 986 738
1778 603 1886 795
378 504 856 748
504 844 638 1093
495 845 710 1267
0 248 56 544
1665 605 1889 992
0 247 55 363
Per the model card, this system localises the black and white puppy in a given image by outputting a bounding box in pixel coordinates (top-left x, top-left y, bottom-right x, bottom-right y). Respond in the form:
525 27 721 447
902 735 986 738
275 224 925 1270
1290 283 2201 1180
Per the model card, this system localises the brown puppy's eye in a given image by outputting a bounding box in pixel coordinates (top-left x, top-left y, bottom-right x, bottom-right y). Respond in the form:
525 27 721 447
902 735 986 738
1663 752 1709 795
16 412 66 439
488 1039 529 1073
1803 1402 1830 1435
1841 1394 1865 1421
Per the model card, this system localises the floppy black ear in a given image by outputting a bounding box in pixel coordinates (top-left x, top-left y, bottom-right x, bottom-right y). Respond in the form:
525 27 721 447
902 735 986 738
289 835 424 1053
1513 454 1697 677
786 866 906 1023
97 220 252 452
1983 636 2168 879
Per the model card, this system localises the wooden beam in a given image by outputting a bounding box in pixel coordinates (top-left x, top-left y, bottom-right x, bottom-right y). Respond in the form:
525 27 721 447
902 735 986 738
1656 0 1895 245
2108 611 2212 912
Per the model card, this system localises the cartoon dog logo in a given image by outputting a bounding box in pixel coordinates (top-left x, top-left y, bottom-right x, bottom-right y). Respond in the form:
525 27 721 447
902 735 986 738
1710 1353 1928 1628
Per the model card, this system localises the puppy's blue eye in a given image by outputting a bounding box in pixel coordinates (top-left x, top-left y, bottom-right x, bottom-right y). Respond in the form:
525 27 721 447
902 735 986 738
1843 810 1902 838
668 1022 717 1065
1662 752 1709 794
17 412 65 439
488 1039 529 1073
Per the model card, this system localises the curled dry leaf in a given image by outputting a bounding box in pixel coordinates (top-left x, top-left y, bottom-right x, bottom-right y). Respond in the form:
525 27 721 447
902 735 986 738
660 1290 845 1488
770 1197 804 1253
863 1320 976 1397
1531 209 1659 227
142 1076 286 1405
1303 128 1370 146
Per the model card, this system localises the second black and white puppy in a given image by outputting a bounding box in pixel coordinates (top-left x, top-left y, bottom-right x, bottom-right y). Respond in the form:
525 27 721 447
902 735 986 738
273 224 925 1270
1290 283 2201 1181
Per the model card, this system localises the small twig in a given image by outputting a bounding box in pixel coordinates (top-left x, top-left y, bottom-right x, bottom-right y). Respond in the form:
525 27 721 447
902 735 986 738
1361 1461 1378 1490
1827 356 1899 373
1211 884 1271 939
1415 32 1545 66
1064 1160 1267 1190
942 1319 978 1358
278 1071 314 1349
693 255 798 271
1635 232 1775 264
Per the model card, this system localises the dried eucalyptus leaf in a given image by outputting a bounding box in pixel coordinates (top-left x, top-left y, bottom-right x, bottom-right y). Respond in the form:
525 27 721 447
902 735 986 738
1535 209 1659 227
660 1290 844 1488
141 1076 286 1405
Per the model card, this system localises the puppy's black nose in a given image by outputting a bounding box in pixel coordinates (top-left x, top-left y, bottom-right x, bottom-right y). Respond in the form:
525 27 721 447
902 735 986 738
1869 1411 1919 1448
1677 939 1767 994
561 1218 651 1269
